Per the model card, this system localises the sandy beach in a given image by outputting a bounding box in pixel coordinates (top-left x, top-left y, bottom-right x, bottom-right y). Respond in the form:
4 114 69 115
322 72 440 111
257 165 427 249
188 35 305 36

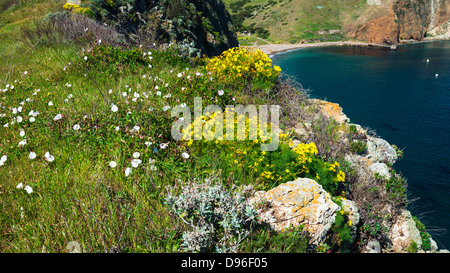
248 41 392 56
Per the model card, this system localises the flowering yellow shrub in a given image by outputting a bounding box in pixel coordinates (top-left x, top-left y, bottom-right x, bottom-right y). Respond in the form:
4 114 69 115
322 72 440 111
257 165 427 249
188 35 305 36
63 2 92 14
205 47 282 84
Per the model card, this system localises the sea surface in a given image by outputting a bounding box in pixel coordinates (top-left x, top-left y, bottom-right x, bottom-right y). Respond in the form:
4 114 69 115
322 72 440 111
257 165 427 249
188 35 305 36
272 40 450 249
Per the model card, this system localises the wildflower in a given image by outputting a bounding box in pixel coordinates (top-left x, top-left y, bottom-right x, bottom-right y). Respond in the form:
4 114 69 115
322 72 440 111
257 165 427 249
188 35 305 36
17 116 23 123
29 117 35 123
160 143 168 149
29 152 36 160
125 167 132 177
130 126 140 133
131 159 142 168
24 185 33 194
218 89 224 96
44 152 55 162
182 152 190 159
150 165 157 171
115 126 120 131
156 91 161 96
84 56 88 61
54 114 62 121
16 183 23 189
18 139 27 147
122 92 127 97
177 73 182 78
145 141 152 146
133 152 140 159
162 105 170 111
111 104 118 112
109 161 117 168
20 130 25 137
73 124 80 131
48 101 53 106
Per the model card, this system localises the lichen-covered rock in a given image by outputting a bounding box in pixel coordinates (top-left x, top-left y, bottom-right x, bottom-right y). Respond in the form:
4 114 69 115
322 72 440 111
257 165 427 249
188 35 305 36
341 199 360 240
249 177 340 246
389 209 422 252
365 136 398 165
369 162 392 180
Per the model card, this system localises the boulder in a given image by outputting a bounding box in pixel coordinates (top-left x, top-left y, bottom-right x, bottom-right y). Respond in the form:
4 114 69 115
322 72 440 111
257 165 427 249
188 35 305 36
389 209 422 252
369 162 392 180
365 136 398 165
249 178 340 246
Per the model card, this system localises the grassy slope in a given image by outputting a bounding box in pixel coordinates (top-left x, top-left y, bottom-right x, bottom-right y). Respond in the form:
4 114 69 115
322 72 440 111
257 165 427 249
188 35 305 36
0 1 411 254
0 0 315 253
223 0 370 43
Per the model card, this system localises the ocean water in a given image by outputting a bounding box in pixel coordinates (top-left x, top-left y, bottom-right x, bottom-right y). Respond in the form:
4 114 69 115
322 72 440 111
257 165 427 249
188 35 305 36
272 41 450 249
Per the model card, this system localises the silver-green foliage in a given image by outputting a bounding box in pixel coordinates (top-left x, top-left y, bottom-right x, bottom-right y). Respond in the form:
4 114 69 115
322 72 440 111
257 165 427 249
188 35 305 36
165 178 257 252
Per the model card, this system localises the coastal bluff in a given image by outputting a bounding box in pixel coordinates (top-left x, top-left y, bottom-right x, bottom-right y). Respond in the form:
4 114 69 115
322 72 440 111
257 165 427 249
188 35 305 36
249 98 448 253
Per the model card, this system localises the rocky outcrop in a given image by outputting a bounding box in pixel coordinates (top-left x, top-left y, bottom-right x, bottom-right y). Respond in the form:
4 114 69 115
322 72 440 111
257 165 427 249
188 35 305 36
347 0 450 45
349 10 400 45
90 0 239 57
389 209 423 252
249 178 340 246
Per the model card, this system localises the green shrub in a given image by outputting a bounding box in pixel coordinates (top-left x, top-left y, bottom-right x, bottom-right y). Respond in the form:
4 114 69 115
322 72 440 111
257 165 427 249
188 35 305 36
350 140 367 155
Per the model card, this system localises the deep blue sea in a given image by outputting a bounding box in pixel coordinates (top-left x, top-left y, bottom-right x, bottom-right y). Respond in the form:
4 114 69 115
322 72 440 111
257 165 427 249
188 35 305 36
272 41 450 249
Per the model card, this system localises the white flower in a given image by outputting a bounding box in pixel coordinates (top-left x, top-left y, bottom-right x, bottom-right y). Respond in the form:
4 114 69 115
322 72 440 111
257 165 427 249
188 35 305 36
155 85 159 90
134 92 139 98
29 152 36 160
150 165 157 171
18 106 22 112
156 91 161 96
180 103 186 108
109 161 117 168
122 92 127 97
160 143 168 149
16 183 23 189
149 158 156 164
54 114 62 121
133 152 140 159
68 94 73 99
144 141 152 147
17 116 23 123
111 104 118 112
73 124 80 131
125 167 132 177
131 126 140 132
115 126 120 131
218 89 224 96
18 139 27 147
24 71 28 75
20 130 25 137
162 105 170 111
98 39 102 44
29 117 35 123
182 152 190 159
48 101 53 106
44 152 55 162
24 185 33 194
177 73 182 78
84 56 88 61
131 159 142 168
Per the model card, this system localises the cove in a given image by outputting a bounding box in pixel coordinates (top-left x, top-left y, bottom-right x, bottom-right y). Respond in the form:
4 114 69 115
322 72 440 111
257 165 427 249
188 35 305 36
272 41 450 249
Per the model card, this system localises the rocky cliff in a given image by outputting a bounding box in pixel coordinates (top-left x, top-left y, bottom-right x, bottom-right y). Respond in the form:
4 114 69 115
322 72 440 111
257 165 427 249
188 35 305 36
347 0 450 45
90 0 239 57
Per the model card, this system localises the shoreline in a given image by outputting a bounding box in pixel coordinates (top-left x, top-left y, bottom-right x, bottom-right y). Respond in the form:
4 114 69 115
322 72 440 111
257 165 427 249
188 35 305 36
249 41 392 56
248 38 450 57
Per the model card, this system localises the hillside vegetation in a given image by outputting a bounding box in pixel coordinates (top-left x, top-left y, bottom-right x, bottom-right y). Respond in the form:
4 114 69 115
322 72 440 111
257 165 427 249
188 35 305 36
0 0 423 254
223 0 368 43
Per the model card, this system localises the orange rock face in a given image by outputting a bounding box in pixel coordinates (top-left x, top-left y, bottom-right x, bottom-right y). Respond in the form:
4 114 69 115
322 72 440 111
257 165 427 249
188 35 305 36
349 10 399 45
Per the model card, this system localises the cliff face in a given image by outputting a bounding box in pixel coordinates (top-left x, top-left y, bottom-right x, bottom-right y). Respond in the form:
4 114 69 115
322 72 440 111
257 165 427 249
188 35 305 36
347 0 450 45
91 0 239 57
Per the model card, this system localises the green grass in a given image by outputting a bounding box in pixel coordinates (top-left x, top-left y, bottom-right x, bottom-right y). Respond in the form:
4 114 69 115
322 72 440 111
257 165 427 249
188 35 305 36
223 0 368 43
